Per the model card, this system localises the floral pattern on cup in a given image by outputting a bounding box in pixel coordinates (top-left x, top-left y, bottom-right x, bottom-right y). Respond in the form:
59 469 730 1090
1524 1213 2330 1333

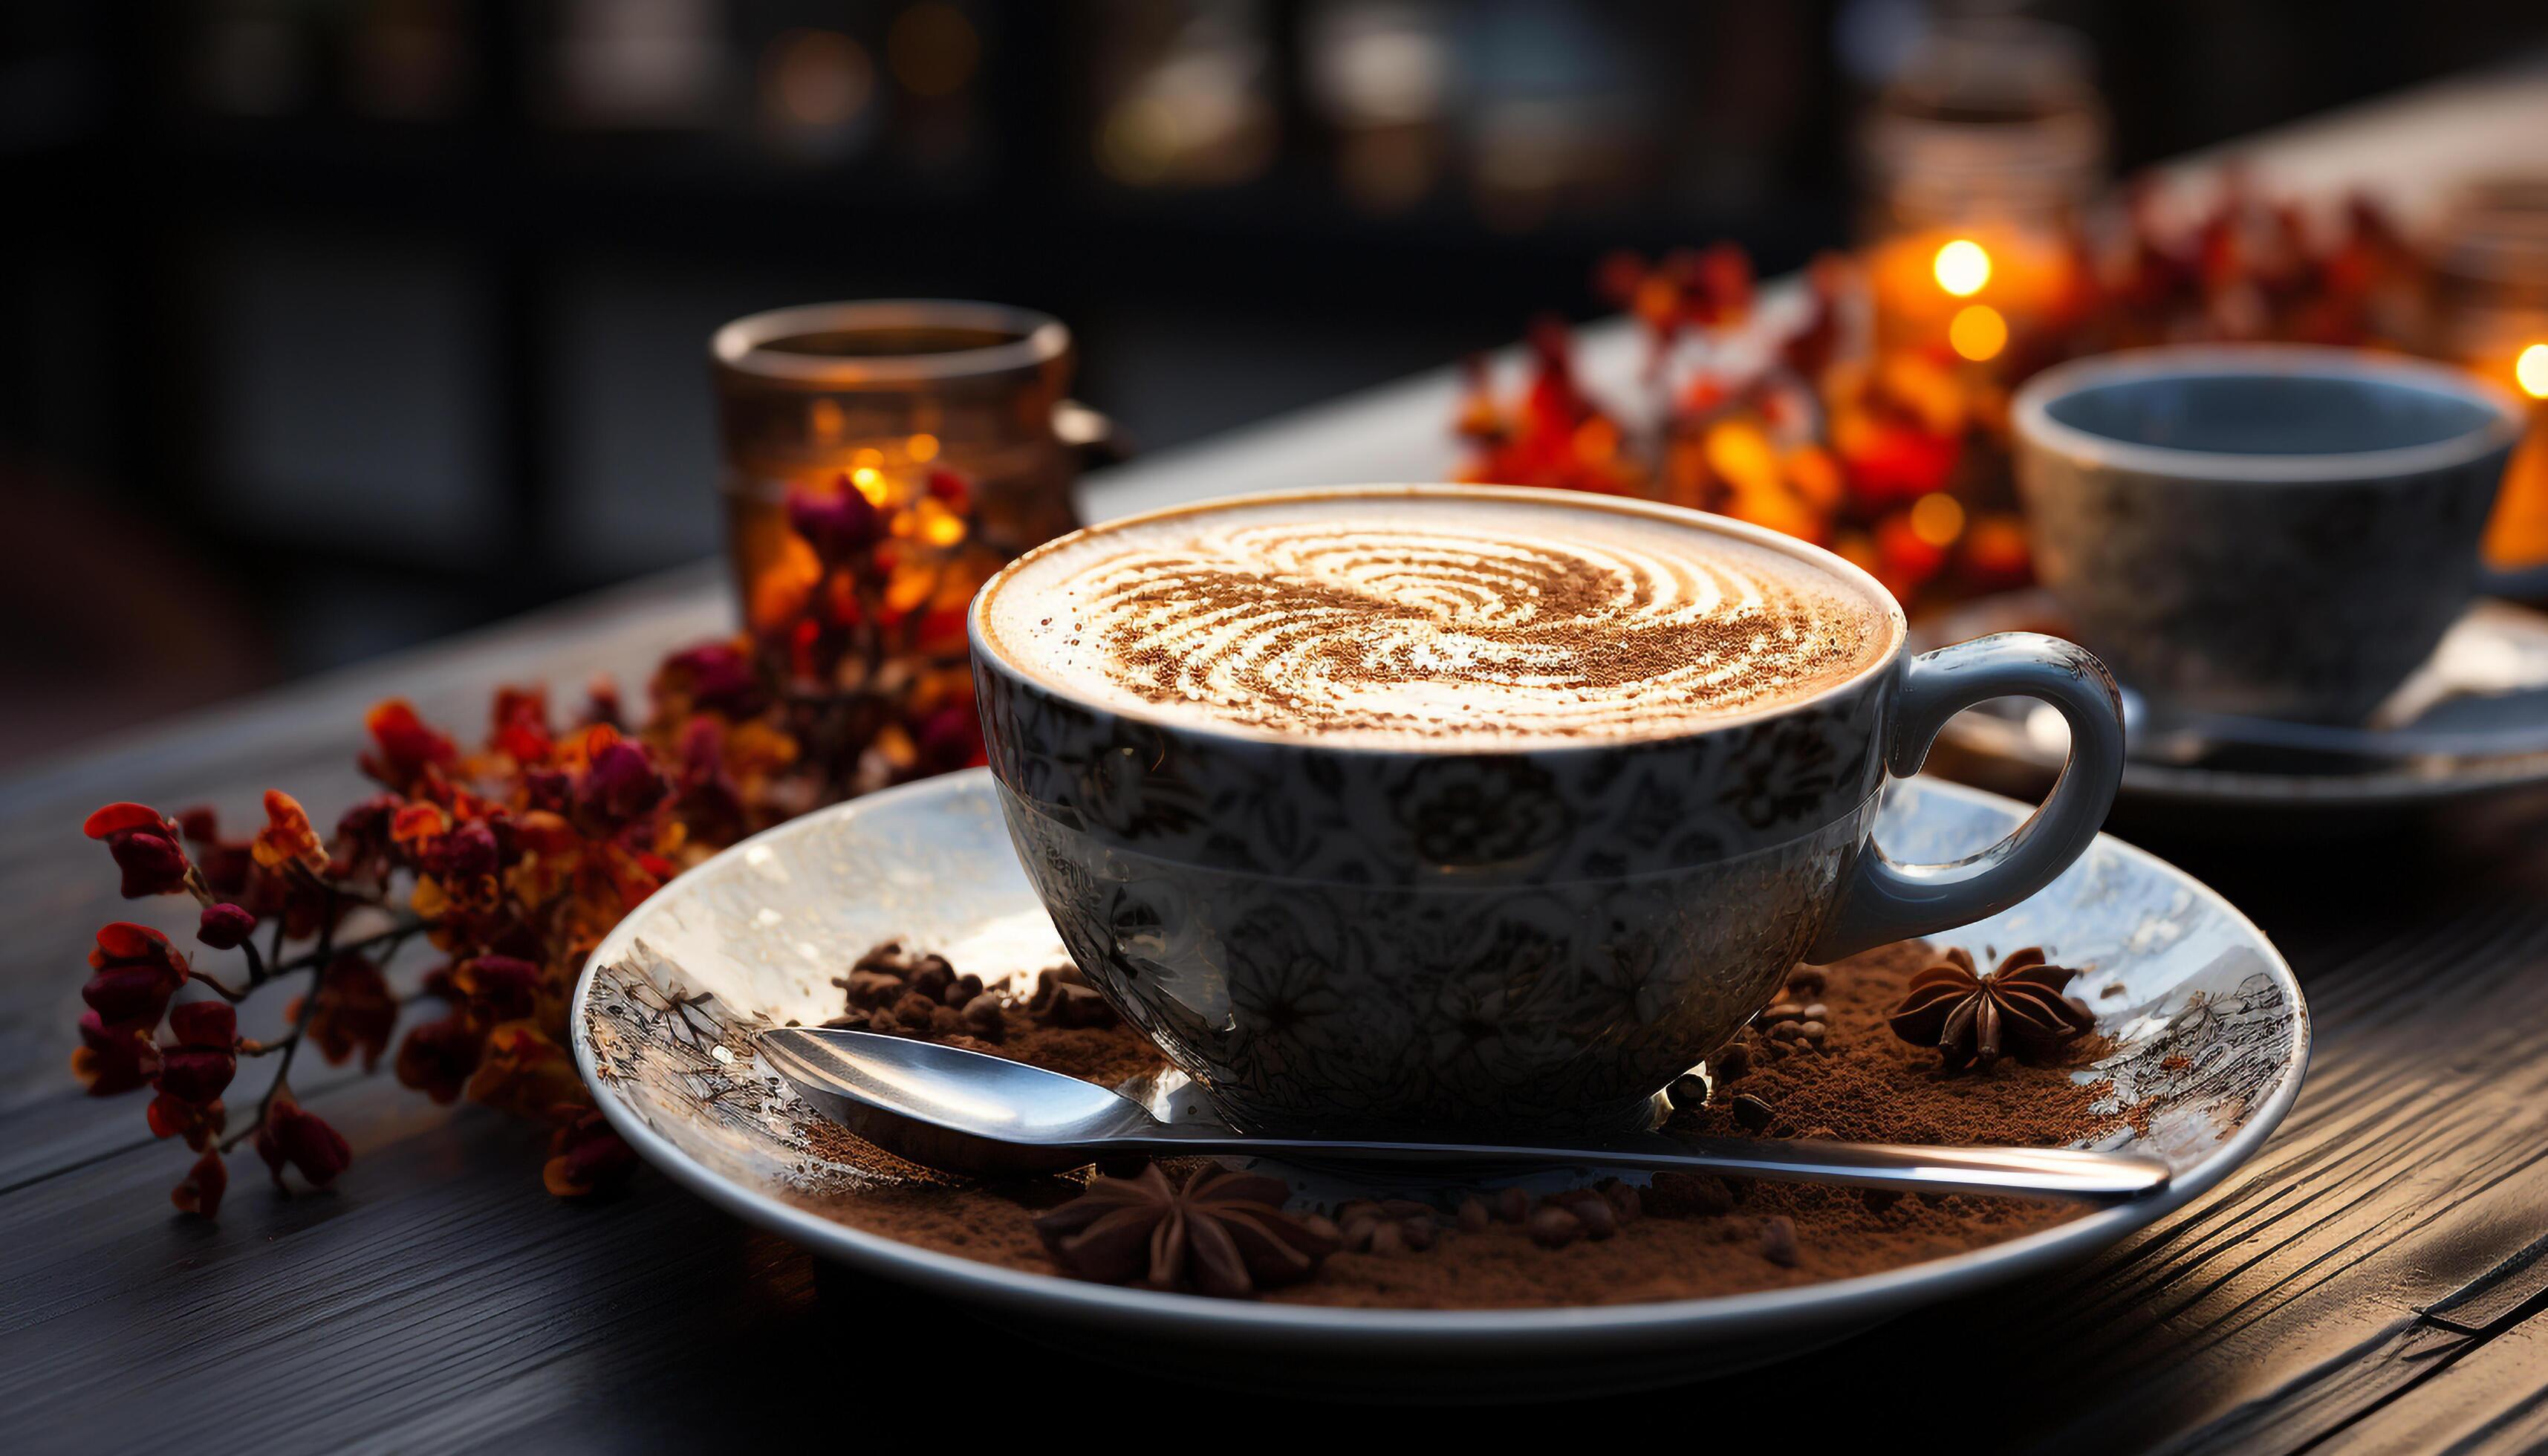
1000 784 1872 1135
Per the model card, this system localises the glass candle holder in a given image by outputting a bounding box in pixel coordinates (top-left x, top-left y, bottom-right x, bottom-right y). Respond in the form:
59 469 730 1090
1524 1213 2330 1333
709 300 1101 786
1858 19 2105 368
2431 181 2548 578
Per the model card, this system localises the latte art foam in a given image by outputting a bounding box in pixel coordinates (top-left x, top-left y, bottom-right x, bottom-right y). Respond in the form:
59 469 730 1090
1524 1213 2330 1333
979 493 1894 745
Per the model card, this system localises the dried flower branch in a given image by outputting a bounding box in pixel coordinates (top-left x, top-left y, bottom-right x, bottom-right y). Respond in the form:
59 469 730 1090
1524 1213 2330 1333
76 469 992 1218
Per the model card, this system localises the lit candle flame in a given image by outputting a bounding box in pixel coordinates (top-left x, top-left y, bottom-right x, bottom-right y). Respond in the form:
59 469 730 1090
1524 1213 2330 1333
2518 343 2548 400
1934 239 1992 297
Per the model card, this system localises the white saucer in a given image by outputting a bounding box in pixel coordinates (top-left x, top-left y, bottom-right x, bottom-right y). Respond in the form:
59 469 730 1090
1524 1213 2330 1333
1920 593 2548 828
571 768 2307 1399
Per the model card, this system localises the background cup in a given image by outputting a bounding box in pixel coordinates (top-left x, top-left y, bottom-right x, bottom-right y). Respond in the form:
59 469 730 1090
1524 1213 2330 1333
2013 345 2540 724
709 299 1114 643
970 485 2126 1137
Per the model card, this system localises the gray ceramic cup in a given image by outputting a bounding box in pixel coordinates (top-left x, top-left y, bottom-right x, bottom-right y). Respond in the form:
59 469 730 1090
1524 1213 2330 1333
2015 345 2544 725
970 485 2126 1137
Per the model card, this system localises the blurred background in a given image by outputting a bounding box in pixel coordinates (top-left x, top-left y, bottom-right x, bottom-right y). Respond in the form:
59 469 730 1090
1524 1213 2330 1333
6 0 2547 767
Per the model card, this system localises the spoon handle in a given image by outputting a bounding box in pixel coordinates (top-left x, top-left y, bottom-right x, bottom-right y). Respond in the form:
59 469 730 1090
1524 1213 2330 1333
1122 1132 2168 1203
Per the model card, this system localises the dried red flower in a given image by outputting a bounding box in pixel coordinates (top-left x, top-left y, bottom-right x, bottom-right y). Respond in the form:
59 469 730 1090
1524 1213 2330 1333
573 738 670 838
464 1023 585 1119
661 641 767 719
394 1012 484 1105
542 1108 637 1198
177 806 254 898
171 1147 228 1218
363 698 460 790
83 922 190 1031
455 955 542 1024
788 479 883 562
256 1091 352 1190
332 793 404 882
197 902 258 950
73 1011 160 1096
251 789 331 877
146 1093 227 1151
305 952 399 1071
83 802 192 899
155 1001 240 1104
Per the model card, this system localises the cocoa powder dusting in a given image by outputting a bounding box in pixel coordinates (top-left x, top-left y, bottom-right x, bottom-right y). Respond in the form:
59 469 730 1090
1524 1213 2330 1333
790 938 2125 1307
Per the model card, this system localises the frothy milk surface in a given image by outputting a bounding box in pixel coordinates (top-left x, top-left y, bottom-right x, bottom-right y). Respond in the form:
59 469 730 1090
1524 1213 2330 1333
978 493 1895 746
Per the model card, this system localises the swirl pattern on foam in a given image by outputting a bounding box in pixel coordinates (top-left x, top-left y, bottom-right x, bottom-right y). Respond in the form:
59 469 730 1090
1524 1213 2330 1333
981 495 1891 744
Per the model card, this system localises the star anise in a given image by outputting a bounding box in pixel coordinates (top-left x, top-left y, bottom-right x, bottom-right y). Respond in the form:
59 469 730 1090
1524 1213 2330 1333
1887 946 2095 1071
1032 1163 1339 1298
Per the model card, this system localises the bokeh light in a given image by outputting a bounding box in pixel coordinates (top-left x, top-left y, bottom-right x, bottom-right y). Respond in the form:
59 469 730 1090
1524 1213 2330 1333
1948 303 2008 361
888 3 979 97
764 29 873 130
1932 238 1992 296
2518 342 2548 400
1908 490 1966 547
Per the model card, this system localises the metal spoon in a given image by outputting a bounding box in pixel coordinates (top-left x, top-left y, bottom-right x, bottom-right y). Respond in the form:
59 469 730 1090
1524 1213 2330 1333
756 1027 2170 1203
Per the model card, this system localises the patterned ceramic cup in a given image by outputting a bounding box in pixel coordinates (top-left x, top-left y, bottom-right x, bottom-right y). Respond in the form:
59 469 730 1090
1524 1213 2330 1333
2015 345 2545 724
969 486 2125 1137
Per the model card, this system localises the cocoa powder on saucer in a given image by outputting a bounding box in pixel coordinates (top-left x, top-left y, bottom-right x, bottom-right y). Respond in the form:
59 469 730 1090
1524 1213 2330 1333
785 939 2124 1308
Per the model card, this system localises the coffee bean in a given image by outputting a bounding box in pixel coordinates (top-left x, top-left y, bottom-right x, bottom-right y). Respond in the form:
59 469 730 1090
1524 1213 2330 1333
1496 1186 1531 1223
1763 1213 1804 1270
1799 1019 1828 1044
1712 1040 1752 1082
1527 1206 1584 1249
1368 1221 1408 1256
943 973 985 1010
961 995 1006 1042
1457 1197 1492 1234
1301 1213 1342 1244
1597 1177 1642 1222
1786 966 1827 997
1732 1093 1775 1132
1770 1021 1802 1042
909 957 956 1002
1802 1003 1829 1022
1761 1215 1800 1267
844 970 906 1009
1669 1072 1709 1110
853 941 906 975
1340 1215 1377 1252
1401 1215 1439 1252
1572 1196 1617 1240
1647 1171 1735 1219
1037 981 1117 1028
1763 1001 1807 1024
820 1012 871 1031
892 991 939 1025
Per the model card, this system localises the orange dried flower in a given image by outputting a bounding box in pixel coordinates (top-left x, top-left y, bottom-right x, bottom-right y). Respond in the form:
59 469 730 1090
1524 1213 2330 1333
251 790 331 877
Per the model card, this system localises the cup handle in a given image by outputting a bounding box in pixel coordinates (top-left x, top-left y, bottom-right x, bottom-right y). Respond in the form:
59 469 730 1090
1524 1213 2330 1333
1804 632 2126 963
1053 400 1131 470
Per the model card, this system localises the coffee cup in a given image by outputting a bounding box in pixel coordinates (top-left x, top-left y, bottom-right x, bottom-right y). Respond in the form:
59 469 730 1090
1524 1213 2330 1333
969 485 2125 1137
2013 344 2544 724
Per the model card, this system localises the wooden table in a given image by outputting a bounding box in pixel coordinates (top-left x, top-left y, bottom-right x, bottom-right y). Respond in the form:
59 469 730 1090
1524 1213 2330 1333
13 67 2548 1454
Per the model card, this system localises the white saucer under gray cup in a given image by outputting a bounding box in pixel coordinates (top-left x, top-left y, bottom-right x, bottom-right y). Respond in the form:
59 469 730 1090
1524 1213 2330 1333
2014 345 2547 725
